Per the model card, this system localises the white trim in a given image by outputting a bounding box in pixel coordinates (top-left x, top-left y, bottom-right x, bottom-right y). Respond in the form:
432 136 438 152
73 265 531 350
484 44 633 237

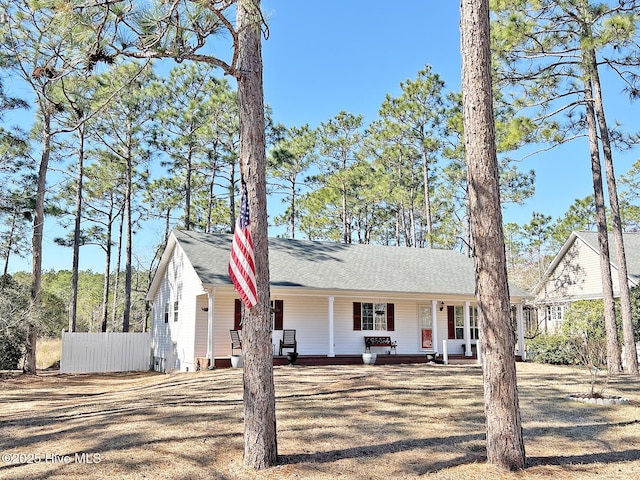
431 300 439 354
516 302 525 361
206 287 215 362
464 301 472 357
328 296 335 357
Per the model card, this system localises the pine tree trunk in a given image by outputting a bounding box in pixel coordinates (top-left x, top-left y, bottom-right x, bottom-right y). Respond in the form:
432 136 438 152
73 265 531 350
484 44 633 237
582 71 622 374
423 150 433 248
69 124 85 333
3 213 16 276
123 134 133 333
229 162 236 228
101 208 114 332
185 147 193 230
112 212 124 329
289 180 296 239
26 108 52 374
207 156 217 233
460 0 525 470
587 48 638 374
236 0 278 469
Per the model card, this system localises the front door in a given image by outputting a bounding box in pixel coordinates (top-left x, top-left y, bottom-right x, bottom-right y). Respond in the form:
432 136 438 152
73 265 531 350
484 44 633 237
419 306 433 349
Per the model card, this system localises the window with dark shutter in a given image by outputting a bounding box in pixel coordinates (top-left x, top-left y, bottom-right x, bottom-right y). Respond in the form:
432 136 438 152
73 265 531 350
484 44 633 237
234 299 242 330
447 305 455 339
386 303 395 331
353 302 362 330
273 299 284 330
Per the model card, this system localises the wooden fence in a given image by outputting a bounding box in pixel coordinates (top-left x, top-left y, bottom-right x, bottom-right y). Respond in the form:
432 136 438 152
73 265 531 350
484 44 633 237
60 332 151 374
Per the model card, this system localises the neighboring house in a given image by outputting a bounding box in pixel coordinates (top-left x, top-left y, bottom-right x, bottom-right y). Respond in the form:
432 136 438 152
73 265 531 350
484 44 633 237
146 229 530 372
531 230 640 333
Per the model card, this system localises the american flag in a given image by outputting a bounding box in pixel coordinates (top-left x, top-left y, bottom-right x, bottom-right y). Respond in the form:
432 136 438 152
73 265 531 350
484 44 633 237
228 181 258 309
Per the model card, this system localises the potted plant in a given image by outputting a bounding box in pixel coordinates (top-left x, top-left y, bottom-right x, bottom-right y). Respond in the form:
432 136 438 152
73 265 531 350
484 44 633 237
230 354 243 368
286 352 298 365
362 352 377 365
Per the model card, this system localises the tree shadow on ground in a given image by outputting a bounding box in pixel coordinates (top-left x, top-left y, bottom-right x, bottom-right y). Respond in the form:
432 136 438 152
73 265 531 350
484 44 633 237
527 449 640 467
278 432 485 465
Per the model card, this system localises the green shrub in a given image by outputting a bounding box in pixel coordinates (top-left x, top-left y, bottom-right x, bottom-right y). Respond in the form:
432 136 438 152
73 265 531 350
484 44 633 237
0 326 26 370
561 300 607 369
0 274 30 370
526 334 576 365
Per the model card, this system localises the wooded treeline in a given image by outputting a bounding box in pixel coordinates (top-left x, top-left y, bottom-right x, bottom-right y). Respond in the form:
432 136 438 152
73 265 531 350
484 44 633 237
1 1 640 337
0 3 639 350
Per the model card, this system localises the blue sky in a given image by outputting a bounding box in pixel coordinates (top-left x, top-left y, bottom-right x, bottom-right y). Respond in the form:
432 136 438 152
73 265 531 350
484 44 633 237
6 1 640 273
259 1 638 226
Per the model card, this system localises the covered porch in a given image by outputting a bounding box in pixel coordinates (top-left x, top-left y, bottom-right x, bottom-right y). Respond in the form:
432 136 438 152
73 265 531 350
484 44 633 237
211 352 525 368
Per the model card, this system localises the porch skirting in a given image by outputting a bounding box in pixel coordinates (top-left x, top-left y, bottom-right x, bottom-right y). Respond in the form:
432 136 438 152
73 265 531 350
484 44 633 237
212 353 521 368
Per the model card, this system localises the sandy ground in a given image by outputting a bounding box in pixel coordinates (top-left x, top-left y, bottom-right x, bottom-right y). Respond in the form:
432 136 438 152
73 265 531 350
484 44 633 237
1 362 639 479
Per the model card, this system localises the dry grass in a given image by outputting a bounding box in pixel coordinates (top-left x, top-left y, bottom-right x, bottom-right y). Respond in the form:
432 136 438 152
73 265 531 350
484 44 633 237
36 338 62 370
1 362 639 480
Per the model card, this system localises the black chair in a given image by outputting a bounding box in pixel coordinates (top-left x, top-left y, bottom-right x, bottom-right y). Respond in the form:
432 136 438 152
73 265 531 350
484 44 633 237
279 329 297 355
230 330 242 354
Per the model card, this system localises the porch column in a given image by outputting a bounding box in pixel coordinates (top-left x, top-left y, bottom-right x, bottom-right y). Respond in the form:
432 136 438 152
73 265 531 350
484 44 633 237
516 302 525 361
328 296 335 357
206 287 215 365
464 301 472 357
431 300 439 354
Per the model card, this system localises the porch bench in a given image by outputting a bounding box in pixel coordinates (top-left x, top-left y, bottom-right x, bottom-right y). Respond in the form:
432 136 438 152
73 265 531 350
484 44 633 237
364 336 397 354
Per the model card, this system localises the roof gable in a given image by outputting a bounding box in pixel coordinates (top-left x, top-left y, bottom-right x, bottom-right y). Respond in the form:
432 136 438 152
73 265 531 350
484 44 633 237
532 230 640 298
576 231 640 285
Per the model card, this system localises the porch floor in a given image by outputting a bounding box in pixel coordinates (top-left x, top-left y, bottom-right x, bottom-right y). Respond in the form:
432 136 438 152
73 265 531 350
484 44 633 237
212 353 494 368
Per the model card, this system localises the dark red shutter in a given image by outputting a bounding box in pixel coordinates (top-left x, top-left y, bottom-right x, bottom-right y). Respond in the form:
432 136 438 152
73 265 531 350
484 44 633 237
234 299 242 330
386 303 395 331
353 302 361 331
447 305 455 339
274 299 284 330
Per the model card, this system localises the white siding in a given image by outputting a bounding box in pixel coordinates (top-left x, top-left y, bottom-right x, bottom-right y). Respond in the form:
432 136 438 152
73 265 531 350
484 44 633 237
213 294 238 357
274 296 330 355
194 294 209 358
537 238 621 303
332 297 445 355
204 294 468 357
150 243 205 372
208 295 333 357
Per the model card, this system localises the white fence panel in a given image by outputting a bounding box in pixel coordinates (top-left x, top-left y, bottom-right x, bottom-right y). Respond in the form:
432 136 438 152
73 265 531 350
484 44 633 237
60 332 151 374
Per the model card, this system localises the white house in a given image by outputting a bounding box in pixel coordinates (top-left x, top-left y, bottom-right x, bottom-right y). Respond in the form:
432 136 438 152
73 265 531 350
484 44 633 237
146 230 530 372
531 230 640 332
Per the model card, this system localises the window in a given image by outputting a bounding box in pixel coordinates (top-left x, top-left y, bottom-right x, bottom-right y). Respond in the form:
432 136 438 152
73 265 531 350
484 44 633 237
353 302 394 331
173 301 179 322
234 299 284 330
362 303 387 331
454 306 464 339
451 305 479 340
469 306 479 340
271 299 284 330
546 304 565 332
164 302 169 323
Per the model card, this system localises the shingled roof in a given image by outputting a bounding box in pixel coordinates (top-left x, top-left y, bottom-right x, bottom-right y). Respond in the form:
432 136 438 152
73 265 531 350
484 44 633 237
575 231 640 284
150 230 529 299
